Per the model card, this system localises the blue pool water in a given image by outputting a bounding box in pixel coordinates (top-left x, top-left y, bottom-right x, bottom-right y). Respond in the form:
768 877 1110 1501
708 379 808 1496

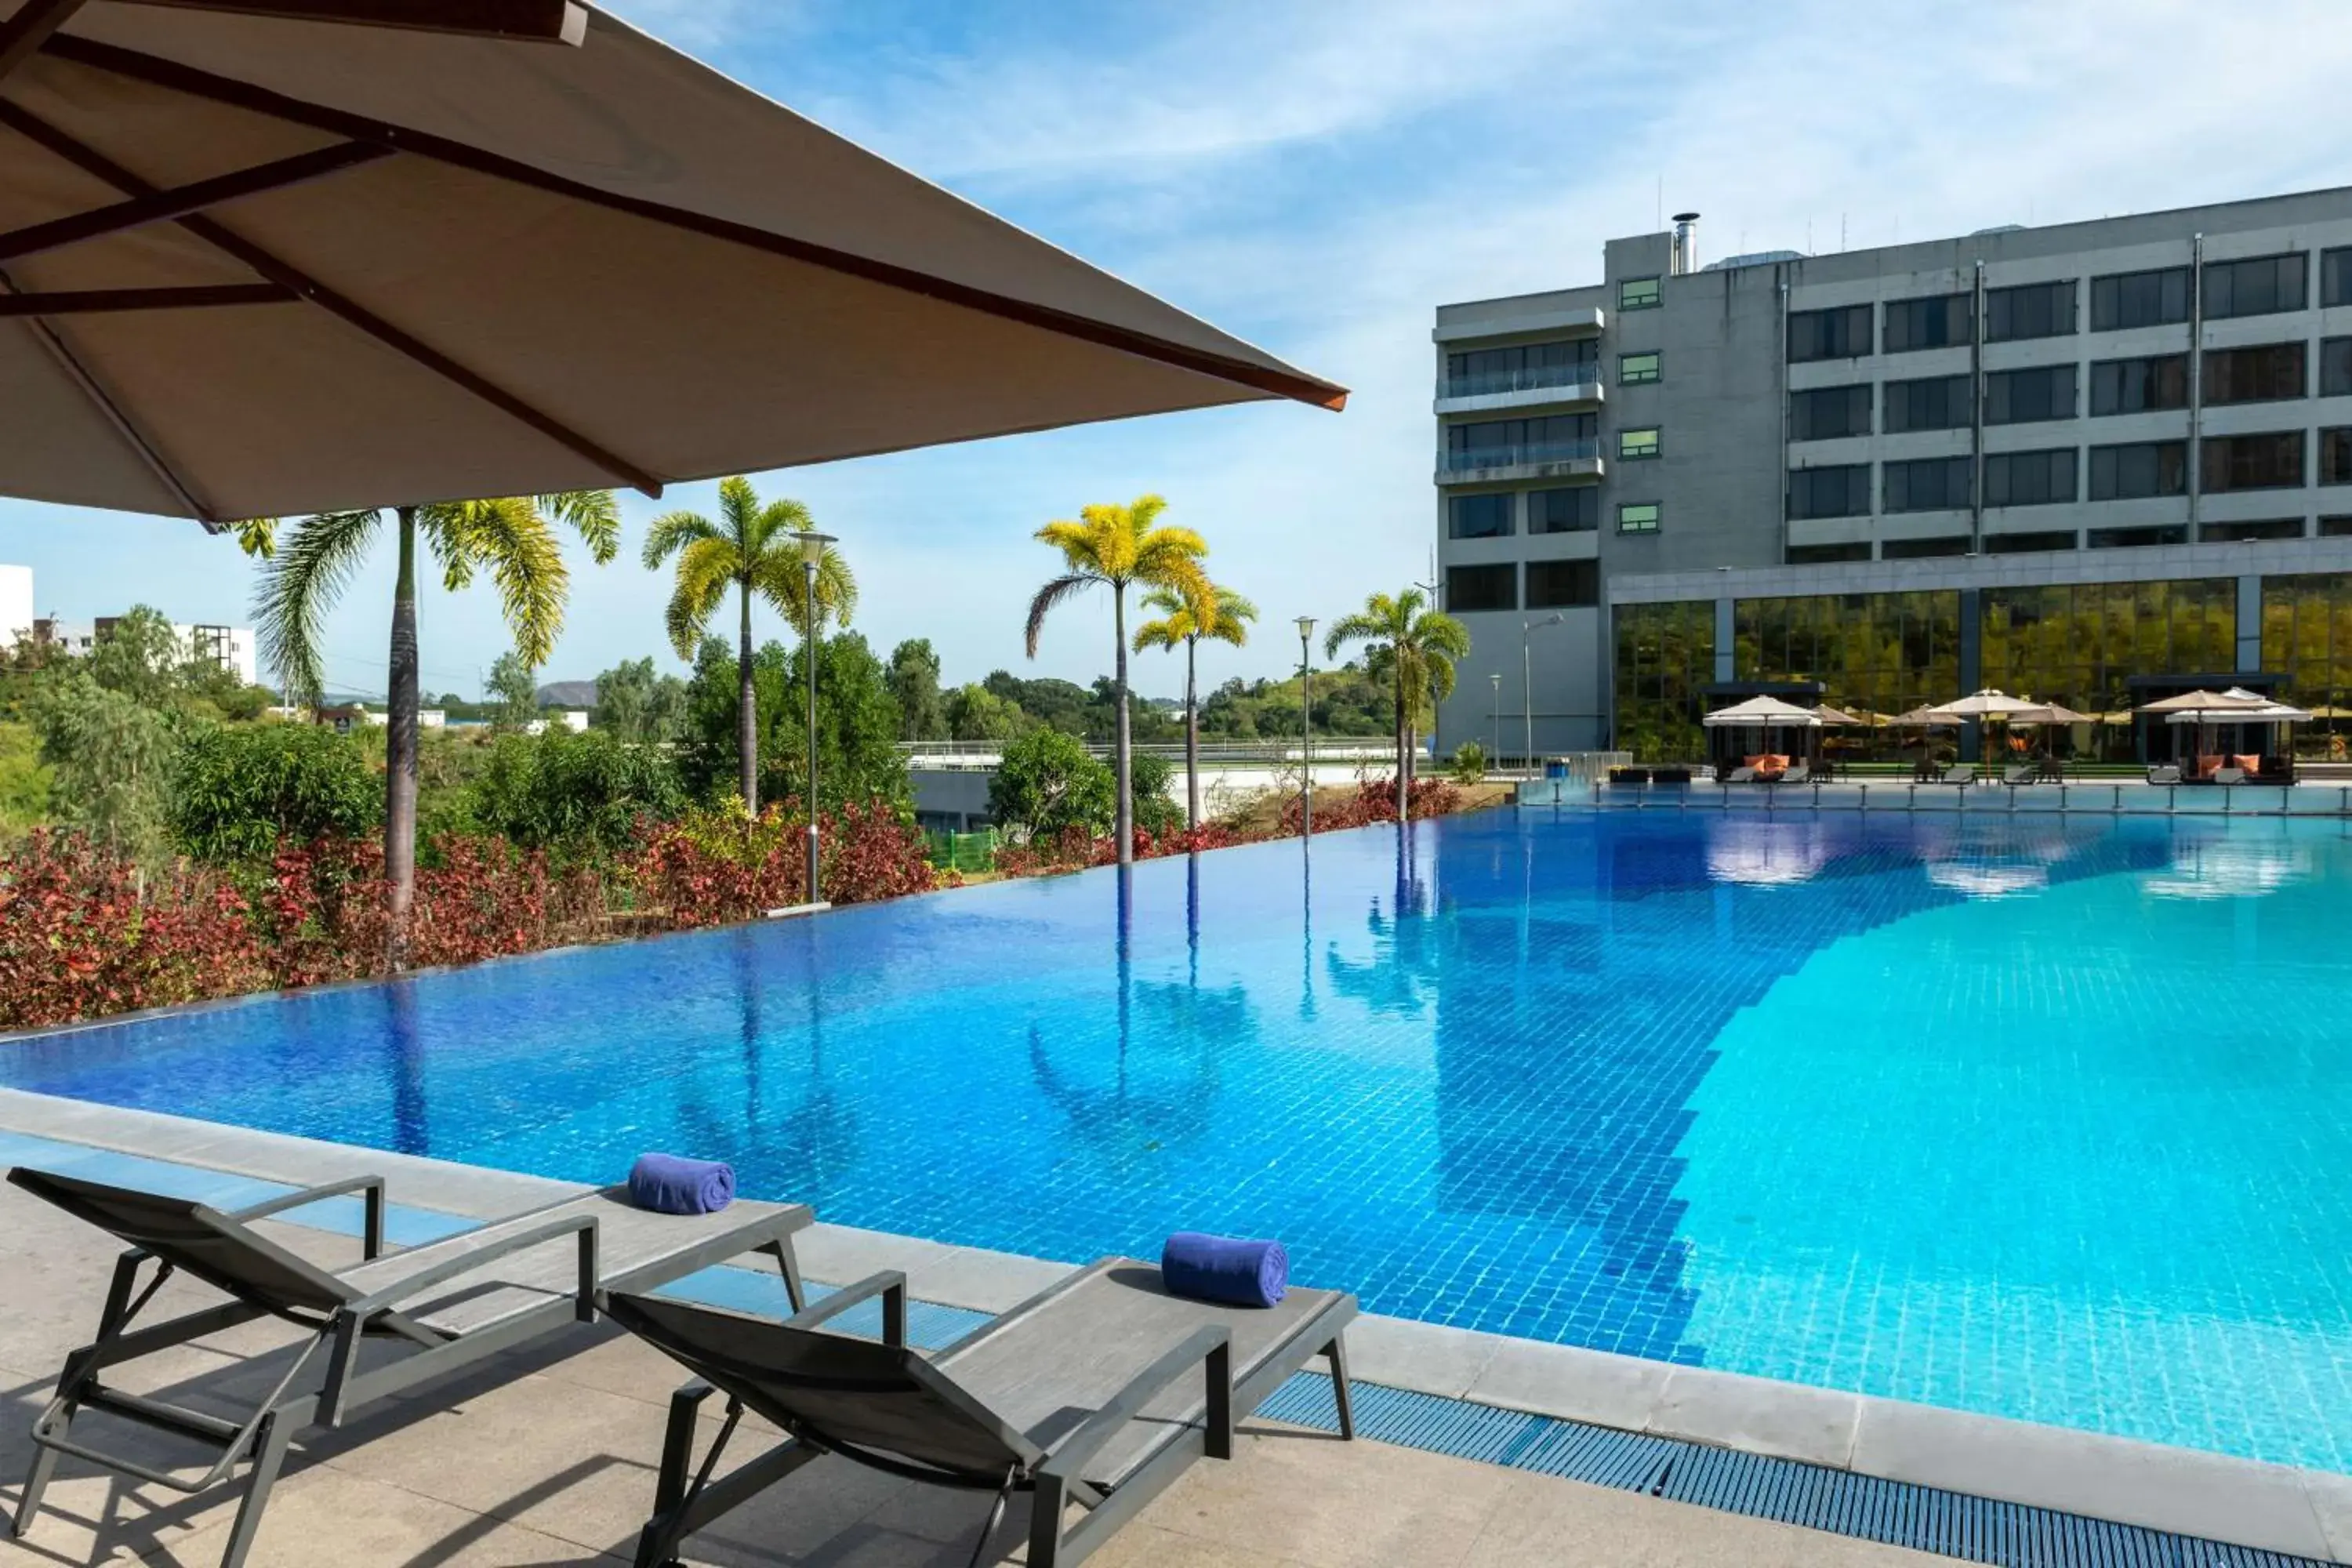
5 810 2350 1472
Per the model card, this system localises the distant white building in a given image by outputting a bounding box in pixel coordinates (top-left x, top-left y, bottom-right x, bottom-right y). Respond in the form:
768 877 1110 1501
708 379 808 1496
33 608 259 686
0 565 31 650
524 710 590 736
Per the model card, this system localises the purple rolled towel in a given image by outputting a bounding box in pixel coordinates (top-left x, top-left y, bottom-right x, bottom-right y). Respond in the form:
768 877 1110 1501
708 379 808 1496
627 1153 734 1215
1161 1232 1287 1308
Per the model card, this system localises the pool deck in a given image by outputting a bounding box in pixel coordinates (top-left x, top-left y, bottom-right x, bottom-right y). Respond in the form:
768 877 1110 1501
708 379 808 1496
0 1088 2343 1567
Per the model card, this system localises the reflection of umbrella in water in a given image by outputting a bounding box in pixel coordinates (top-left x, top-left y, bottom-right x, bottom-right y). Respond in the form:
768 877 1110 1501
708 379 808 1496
1706 822 1830 887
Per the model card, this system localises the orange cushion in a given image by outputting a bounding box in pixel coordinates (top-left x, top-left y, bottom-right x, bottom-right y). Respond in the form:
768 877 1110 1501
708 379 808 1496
2233 753 2261 773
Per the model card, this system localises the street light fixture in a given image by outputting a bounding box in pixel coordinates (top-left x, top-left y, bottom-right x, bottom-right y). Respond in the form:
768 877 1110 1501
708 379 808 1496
1523 612 1564 769
792 529 836 904
1490 671 1502 763
1295 616 1316 838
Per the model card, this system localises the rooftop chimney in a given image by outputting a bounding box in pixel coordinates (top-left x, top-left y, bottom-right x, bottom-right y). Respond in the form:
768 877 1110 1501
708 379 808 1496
1670 211 1700 275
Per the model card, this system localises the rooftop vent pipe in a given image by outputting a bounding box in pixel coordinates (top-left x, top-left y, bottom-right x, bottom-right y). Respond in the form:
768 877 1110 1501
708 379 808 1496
1670 212 1700 274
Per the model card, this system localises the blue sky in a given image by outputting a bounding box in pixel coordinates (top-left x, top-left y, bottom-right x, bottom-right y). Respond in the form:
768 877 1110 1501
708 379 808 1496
6 0 2350 700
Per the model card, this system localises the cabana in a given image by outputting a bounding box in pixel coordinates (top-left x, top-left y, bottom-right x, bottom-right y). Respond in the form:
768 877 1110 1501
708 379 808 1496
2144 689 2308 782
1702 695 1821 782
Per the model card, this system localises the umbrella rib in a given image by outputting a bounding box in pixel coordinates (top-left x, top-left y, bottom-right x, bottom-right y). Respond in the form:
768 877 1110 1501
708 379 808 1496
42 33 1352 413
0 262 221 525
105 1 587 45
0 140 394 264
0 100 666 498
0 0 85 86
0 282 299 314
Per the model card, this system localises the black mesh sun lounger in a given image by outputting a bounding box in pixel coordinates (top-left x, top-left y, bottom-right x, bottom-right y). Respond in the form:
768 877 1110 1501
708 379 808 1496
5 1165 812 1568
606 1256 1357 1568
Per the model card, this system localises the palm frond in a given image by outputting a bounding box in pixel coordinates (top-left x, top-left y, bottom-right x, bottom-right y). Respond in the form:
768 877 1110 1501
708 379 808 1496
1025 572 1096 657
718 475 762 544
641 506 721 570
1322 611 1386 661
1035 517 1103 576
233 517 278 560
540 489 620 564
446 496 571 668
752 541 855 639
1200 585 1257 648
252 508 382 702
666 535 737 659
1132 614 1188 654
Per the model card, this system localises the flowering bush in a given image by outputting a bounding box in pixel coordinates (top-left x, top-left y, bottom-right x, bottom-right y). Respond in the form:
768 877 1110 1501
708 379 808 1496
631 798 941 929
1279 776 1461 834
0 829 267 1030
990 776 1471 880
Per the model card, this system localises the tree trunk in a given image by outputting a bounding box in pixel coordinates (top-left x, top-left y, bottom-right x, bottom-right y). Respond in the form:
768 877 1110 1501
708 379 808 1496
1113 583 1133 866
738 580 758 813
1184 635 1200 831
384 505 420 968
1393 667 1409 822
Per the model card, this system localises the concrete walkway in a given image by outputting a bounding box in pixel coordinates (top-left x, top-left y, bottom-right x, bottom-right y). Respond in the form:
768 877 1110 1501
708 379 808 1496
0 1178 1948 1568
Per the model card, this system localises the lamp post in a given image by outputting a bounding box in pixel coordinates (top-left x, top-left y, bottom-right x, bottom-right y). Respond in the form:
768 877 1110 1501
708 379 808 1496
792 529 836 905
1490 671 1502 764
1296 616 1316 839
1523 612 1563 768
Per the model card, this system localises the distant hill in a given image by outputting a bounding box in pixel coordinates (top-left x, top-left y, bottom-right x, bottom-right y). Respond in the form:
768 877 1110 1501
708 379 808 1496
535 680 598 708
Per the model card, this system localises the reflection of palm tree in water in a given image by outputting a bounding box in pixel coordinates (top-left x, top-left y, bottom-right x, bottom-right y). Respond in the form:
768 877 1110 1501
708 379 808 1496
384 979 429 1156
1029 862 1249 1163
1325 822 1444 1014
678 927 859 1200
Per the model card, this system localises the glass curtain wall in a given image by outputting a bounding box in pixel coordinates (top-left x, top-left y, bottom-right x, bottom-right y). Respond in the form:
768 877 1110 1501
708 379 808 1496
2261 573 2352 758
1736 592 1962 761
1612 601 1715 761
1980 579 2234 759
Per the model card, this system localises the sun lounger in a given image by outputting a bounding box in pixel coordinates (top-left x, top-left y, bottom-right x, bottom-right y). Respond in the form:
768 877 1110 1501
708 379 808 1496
606 1255 1358 1568
1783 760 1810 784
2216 766 2246 785
2147 764 2180 785
2002 764 2031 785
1940 764 1973 785
6 1167 812 1568
1724 766 1755 783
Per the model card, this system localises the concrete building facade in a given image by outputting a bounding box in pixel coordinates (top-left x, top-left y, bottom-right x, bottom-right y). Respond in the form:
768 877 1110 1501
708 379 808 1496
1432 188 2352 761
0 565 30 650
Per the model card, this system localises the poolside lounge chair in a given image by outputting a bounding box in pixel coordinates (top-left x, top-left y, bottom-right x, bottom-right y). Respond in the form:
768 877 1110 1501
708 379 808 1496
606 1255 1359 1568
2216 765 2247 786
1723 765 1756 784
1940 764 1973 785
1783 760 1811 785
2001 764 2032 785
6 1167 812 1568
2147 764 2181 785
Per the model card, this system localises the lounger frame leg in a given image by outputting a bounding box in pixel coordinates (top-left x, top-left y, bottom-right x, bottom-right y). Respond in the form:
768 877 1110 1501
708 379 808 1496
216 1414 292 1568
1324 1336 1356 1440
13 1396 69 1537
760 1238 807 1313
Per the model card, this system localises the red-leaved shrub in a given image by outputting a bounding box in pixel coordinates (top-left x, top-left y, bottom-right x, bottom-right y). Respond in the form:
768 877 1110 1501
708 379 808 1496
631 800 942 929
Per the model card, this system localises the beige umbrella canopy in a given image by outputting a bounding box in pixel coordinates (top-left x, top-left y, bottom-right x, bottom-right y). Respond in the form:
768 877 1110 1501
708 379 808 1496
1926 688 2042 720
0 1 1346 526
1702 695 1822 727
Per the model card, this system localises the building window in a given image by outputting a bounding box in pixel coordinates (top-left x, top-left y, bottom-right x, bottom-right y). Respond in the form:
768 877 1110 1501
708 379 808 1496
1620 276 1661 310
1617 502 1661 533
2203 342 2307 405
2326 248 2352 309
1443 413 1596 470
1883 292 1972 353
1788 383 1871 441
1528 486 1599 533
1444 339 1599 397
1884 456 1973 513
1985 280 2076 342
2086 524 2187 549
2089 267 2192 331
2201 518 2306 543
1619 351 1661 384
1984 529 2078 554
2089 354 2189 416
1447 493 1514 539
1618 426 1661 459
2324 427 2352 485
2321 516 2352 537
1787 304 1872 362
1786 465 1871 520
2087 441 2187 501
2201 430 2305 492
1526 559 1599 608
2203 252 2307 319
2325 339 2352 397
1883 374 1972 433
1984 364 2078 425
1882 535 1971 559
1984 447 2078 507
1613 601 1715 763
1445 563 1517 612
1785 542 1873 564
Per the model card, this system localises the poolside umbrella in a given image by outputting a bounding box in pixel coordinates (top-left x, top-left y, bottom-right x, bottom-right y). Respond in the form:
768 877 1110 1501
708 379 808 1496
1702 695 1821 726
1926 689 2044 774
1812 704 1866 726
2009 702 2093 765
0 1 1345 525
2136 690 2274 770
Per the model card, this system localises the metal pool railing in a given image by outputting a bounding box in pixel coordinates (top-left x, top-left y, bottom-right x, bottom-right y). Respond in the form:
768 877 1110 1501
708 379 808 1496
1537 779 2352 819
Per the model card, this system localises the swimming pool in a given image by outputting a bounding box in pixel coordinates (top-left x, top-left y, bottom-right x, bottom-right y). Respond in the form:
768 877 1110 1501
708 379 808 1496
5 810 2349 1472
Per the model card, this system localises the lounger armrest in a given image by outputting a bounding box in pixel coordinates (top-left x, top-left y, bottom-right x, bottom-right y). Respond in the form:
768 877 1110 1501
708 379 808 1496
224 1174 390 1259
1037 1324 1233 1483
344 1214 600 1319
786 1269 908 1347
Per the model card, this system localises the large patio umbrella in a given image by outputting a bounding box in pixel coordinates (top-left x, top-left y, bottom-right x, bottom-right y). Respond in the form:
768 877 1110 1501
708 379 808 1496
2134 689 2274 769
0 1 1346 525
1926 688 2045 773
1702 695 1821 727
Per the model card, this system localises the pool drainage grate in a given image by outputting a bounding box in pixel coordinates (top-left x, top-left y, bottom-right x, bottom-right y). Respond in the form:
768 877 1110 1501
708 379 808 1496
1257 1372 2332 1568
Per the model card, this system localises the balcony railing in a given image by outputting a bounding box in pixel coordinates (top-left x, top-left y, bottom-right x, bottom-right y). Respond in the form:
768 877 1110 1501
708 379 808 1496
1438 439 1602 475
1437 362 1603 401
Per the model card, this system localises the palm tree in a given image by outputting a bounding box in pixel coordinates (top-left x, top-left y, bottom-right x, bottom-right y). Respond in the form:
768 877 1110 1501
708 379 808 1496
248 492 619 945
1323 588 1472 821
1134 581 1257 831
641 476 855 811
1025 495 1210 866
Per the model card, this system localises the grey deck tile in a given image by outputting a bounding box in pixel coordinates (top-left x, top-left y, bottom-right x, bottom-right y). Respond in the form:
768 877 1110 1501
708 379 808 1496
1465 1337 1670 1429
1338 1313 1508 1399
1649 1365 1860 1468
